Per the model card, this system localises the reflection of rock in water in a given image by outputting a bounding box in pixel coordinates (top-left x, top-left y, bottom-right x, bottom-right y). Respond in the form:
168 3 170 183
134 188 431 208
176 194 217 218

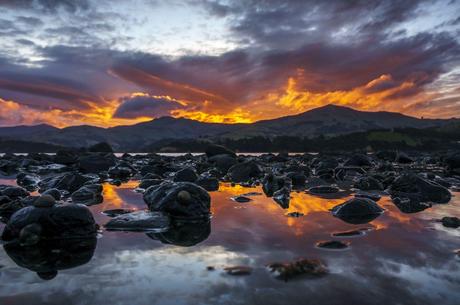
3 237 97 280
147 219 210 247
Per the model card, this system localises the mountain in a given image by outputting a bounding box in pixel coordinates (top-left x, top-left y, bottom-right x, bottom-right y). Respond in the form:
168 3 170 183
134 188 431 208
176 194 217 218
0 104 457 151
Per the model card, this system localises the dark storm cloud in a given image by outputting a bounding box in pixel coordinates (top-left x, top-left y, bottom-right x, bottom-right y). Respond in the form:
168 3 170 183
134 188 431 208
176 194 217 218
113 95 185 119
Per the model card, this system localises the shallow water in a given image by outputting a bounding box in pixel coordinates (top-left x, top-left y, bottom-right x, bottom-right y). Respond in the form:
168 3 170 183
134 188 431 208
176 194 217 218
0 179 459 305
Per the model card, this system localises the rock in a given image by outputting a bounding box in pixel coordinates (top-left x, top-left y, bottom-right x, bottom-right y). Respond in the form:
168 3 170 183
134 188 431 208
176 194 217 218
395 152 414 164
173 167 198 182
391 196 431 213
71 184 103 206
224 266 252 276
267 258 328 281
441 216 460 228
262 174 290 197
205 144 236 158
273 185 291 209
108 164 134 179
316 240 349 250
332 229 366 237
287 212 304 217
344 154 372 167
42 189 62 201
308 185 339 194
227 160 263 183
331 197 384 224
2 204 97 241
144 182 211 218
88 142 113 153
286 172 307 187
39 172 97 194
102 208 136 217
105 211 170 232
79 153 116 173
389 173 451 204
208 154 237 173
0 186 29 199
53 150 78 165
32 195 56 208
355 192 381 202
231 195 252 203
138 179 163 190
16 173 41 191
353 176 383 191
195 177 219 191
19 223 42 246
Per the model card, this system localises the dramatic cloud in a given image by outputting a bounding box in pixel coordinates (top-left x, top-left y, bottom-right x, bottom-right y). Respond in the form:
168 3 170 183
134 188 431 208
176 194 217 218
0 0 459 126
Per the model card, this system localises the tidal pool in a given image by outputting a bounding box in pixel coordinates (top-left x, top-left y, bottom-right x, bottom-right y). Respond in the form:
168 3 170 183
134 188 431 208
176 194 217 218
1 179 459 305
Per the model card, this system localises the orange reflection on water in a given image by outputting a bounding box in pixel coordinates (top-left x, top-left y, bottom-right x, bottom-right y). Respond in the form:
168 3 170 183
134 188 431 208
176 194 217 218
101 181 142 210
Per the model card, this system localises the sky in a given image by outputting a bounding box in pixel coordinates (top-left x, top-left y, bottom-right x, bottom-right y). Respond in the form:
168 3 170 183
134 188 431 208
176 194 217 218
0 0 459 127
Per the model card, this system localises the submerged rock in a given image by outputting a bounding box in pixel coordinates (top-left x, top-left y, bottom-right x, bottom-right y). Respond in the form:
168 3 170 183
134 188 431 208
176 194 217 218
267 258 328 281
331 197 384 224
308 185 340 195
316 240 350 250
224 266 252 276
441 216 460 228
105 211 170 232
144 182 211 218
102 208 136 217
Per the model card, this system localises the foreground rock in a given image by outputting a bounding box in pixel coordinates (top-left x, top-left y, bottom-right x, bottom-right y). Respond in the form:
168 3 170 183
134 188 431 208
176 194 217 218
2 199 97 243
267 258 328 281
331 197 384 224
389 173 451 204
144 182 211 219
105 210 170 232
71 184 103 206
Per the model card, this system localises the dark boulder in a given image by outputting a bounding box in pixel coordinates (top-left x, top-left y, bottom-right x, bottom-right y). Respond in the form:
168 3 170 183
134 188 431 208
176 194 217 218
208 154 237 173
343 154 372 167
173 167 198 182
196 176 219 191
228 160 263 183
108 163 135 179
391 196 431 213
262 174 289 197
0 185 29 199
71 184 103 206
331 197 384 224
353 176 384 191
138 179 163 190
78 153 116 174
389 173 451 204
16 173 41 191
39 172 97 194
441 216 460 228
2 202 97 242
144 182 211 218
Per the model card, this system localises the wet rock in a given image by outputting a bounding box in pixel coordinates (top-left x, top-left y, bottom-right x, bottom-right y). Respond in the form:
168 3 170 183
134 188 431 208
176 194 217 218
32 195 56 208
42 189 62 201
316 240 349 250
335 166 366 181
332 229 366 237
395 152 414 164
4 237 97 280
173 167 198 182
79 153 116 174
53 150 78 165
332 197 384 224
19 223 43 246
355 192 381 202
308 185 339 194
267 258 328 281
105 211 170 232
262 174 290 197
228 160 263 183
71 184 103 206
224 266 252 276
2 204 97 241
286 172 307 187
353 176 384 191
108 163 134 179
147 219 210 247
287 212 304 217
16 173 41 191
102 208 136 217
144 181 211 218
441 216 460 228
391 196 431 213
88 142 113 153
0 186 29 199
389 173 451 204
195 177 219 191
208 154 237 173
344 154 372 167
231 195 252 203
39 172 97 194
273 184 291 209
138 179 163 190
205 144 236 158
